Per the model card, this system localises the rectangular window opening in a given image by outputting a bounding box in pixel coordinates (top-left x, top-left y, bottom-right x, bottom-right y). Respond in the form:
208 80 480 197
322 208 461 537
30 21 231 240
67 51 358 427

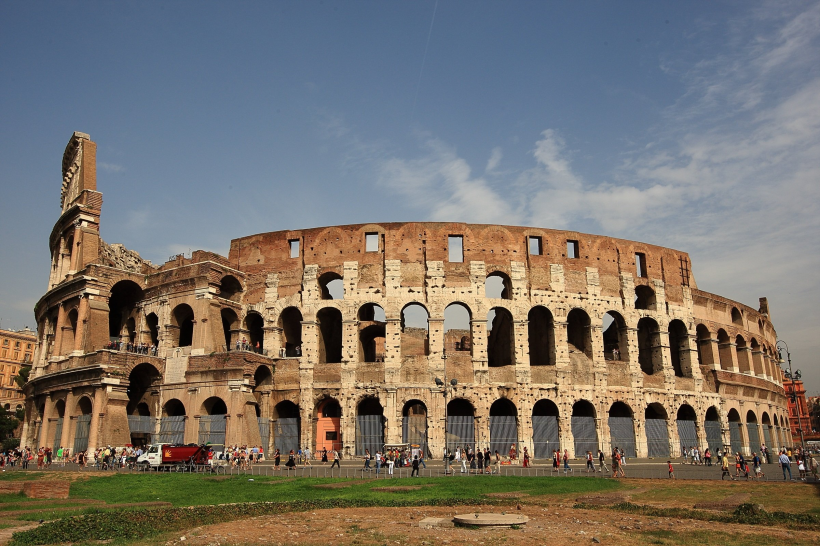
528 236 542 255
448 235 464 263
365 232 379 252
288 239 300 259
636 252 648 278
567 240 579 259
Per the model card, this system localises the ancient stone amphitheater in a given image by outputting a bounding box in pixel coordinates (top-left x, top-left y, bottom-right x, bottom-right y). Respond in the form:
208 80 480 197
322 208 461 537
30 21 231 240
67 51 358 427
22 132 790 460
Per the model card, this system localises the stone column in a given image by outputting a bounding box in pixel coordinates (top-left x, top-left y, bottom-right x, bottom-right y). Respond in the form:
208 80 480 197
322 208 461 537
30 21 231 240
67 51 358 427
52 304 66 358
633 415 647 458
590 324 606 388
656 329 675 389
471 319 488 384
427 318 444 378
74 295 90 353
86 387 106 453
264 326 282 357
514 319 530 383
384 388 399 444
38 398 54 449
384 318 401 384
59 391 76 451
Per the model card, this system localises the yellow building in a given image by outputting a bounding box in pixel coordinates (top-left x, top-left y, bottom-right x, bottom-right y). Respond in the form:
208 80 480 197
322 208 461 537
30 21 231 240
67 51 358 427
0 327 36 412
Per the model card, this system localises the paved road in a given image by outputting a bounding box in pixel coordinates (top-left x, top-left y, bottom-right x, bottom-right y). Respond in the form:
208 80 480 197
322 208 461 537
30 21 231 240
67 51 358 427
5 457 816 483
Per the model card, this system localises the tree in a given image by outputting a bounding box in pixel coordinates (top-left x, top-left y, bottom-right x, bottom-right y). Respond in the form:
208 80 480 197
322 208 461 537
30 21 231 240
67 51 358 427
0 405 19 443
13 365 30 389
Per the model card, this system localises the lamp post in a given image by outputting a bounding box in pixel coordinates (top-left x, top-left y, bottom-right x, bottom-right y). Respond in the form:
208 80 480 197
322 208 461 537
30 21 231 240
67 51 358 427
436 349 458 474
777 340 805 452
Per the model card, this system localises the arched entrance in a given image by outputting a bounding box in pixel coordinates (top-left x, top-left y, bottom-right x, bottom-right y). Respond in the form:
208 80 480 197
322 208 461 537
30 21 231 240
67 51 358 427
273 401 300 455
159 399 186 445
528 306 554 366
356 398 385 456
676 404 698 455
127 363 161 446
245 313 264 353
279 307 303 357
199 397 227 448
402 401 428 456
52 399 66 453
317 308 343 363
727 409 743 454
746 410 760 454
608 402 636 457
221 308 239 351
446 398 475 452
644 403 669 457
358 304 386 363
761 412 773 450
571 400 598 457
704 406 722 454
171 304 195 347
253 366 273 449
316 398 341 452
73 397 93 454
489 399 518 456
532 399 560 458
487 308 514 367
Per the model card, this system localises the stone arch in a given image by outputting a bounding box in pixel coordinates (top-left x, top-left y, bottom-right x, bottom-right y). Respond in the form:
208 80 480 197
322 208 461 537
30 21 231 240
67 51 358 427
695 324 713 367
608 401 636 457
356 397 385 456
446 398 475 452
704 406 722 454
532 399 560 458
485 271 512 299
201 397 227 415
171 304 194 347
163 399 186 417
315 397 342 453
358 303 386 363
318 272 344 300
727 408 743 454
218 275 243 302
401 303 429 357
62 308 79 355
199 397 227 448
567 308 592 357
72 396 93 454
126 362 161 416
750 338 764 376
278 307 303 357
731 307 743 326
402 400 429 455
221 308 239 350
735 335 750 373
487 307 514 367
489 398 518 456
571 400 598 457
145 312 159 346
528 306 555 366
645 402 670 457
761 411 775 450
634 285 656 310
273 400 300 454
108 280 144 340
444 302 472 353
668 319 691 377
716 329 732 371
601 311 627 361
637 317 662 375
745 410 760 454
245 312 264 353
317 307 343 363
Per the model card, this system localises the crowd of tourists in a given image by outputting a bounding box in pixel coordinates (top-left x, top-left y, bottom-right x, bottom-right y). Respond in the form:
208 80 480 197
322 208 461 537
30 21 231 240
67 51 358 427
104 340 158 356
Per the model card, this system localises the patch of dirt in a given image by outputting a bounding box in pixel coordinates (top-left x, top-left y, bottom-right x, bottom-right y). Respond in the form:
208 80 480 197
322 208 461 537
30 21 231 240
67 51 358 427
485 491 530 498
371 486 423 492
313 481 359 489
163 503 819 546
694 492 752 511
575 487 648 505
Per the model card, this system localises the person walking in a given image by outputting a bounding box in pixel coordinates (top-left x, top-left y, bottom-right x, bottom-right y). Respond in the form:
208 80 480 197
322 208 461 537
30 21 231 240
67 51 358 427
363 448 372 471
387 451 395 476
668 460 676 479
523 447 530 468
563 449 570 471
274 449 281 470
330 449 341 469
411 455 420 477
611 448 620 479
304 447 312 466
779 450 793 481
321 447 328 464
585 451 594 473
597 449 609 473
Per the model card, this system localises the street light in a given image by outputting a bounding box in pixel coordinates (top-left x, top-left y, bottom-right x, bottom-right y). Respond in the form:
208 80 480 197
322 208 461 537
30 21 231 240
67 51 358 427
436 350 458 474
777 340 805 453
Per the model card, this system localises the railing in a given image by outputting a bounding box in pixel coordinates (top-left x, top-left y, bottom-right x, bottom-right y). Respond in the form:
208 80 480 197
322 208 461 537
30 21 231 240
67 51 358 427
103 342 158 356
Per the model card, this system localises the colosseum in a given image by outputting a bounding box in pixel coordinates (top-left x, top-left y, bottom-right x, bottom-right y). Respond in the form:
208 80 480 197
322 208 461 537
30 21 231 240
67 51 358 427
21 132 791 460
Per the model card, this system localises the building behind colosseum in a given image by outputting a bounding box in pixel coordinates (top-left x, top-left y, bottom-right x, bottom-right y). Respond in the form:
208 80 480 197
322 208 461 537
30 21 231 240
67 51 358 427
21 132 791 459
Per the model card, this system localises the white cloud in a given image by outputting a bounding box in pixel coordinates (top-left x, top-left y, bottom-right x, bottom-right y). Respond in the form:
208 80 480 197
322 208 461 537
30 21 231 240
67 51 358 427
98 162 124 173
485 147 502 172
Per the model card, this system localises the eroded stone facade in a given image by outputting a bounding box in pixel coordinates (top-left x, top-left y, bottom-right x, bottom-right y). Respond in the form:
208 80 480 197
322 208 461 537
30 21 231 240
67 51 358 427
21 133 790 459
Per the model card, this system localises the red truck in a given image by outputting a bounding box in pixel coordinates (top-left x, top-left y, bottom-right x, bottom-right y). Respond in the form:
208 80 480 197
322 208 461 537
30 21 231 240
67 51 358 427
137 444 210 471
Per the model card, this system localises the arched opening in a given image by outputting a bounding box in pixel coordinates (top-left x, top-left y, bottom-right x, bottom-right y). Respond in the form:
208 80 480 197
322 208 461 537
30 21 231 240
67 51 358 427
571 400 598 457
750 338 764 376
634 285 656 310
273 400 300 455
199 397 227 448
487 307 514 367
358 304 386 363
51 399 66 453
668 320 691 377
444 303 472 353
221 308 239 351
145 313 159 346
489 399 518 456
761 412 774 450
73 396 93 454
127 363 160 446
745 410 760 454
727 409 743 455
356 397 385 456
532 399 560 458
318 272 344 300
108 280 144 340
62 309 78 355
566 309 592 357
279 307 303 357
645 403 670 457
695 324 713 367
446 398 475 452
317 307 343 363
528 306 554 366
218 275 242 302
717 329 732 371
704 406 722 454
171 304 194 348
731 307 743 326
603 311 629 362
485 272 512 299
402 401 428 456
637 317 662 375
316 398 342 452
675 404 698 456
401 303 429 357
158 399 186 445
735 335 750 374
608 402 637 457
245 313 264 353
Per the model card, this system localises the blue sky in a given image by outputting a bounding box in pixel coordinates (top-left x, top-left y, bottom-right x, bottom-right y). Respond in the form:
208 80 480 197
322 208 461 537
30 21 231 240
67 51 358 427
1 1 818 392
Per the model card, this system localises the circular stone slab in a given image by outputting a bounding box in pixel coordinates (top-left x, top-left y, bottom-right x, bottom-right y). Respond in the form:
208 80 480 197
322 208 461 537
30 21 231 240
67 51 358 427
453 513 529 528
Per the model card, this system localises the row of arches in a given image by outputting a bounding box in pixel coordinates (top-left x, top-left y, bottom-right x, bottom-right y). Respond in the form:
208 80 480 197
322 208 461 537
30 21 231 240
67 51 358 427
696 325 780 379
